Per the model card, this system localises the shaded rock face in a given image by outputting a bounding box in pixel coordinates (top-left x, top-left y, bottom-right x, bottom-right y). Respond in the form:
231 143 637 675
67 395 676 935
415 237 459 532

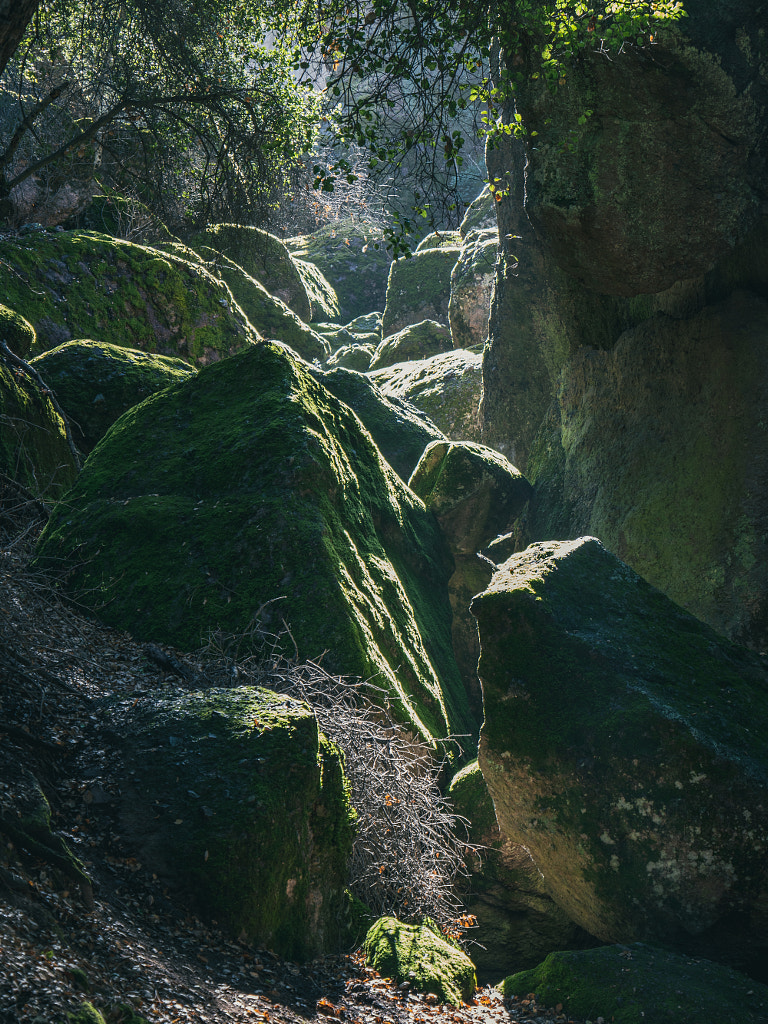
36 342 475 743
449 228 498 351
31 341 196 455
472 537 768 976
285 219 392 324
0 230 256 364
480 1 768 650
448 762 594 982
111 687 355 961
519 291 768 650
0 360 77 501
363 917 476 1007
370 350 483 442
500 943 768 1024
370 320 452 371
409 441 532 715
382 247 460 338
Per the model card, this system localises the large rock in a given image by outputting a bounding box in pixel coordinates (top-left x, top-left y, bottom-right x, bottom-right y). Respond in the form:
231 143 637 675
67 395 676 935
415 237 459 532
409 441 531 708
363 917 476 1006
448 762 594 981
370 350 483 442
310 366 445 482
0 359 77 500
191 224 311 322
500 944 768 1024
382 246 460 338
110 687 354 960
286 219 392 324
519 291 768 650
0 229 256 364
31 340 196 455
369 320 452 371
36 342 475 743
471 537 768 975
0 305 36 358
293 257 340 322
449 228 498 350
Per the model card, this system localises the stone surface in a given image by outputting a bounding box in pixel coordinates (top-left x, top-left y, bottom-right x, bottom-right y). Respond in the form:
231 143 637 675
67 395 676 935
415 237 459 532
370 320 452 371
36 342 475 743
500 944 768 1024
310 366 445 483
0 304 36 358
449 229 498 350
286 219 392 324
370 350 483 442
363 917 476 1006
409 441 532 713
448 762 594 982
519 290 768 651
382 247 460 338
325 343 375 371
459 188 496 238
31 340 196 455
293 257 340 322
0 359 77 500
472 536 768 975
191 224 311 322
0 230 256 364
415 231 463 252
110 686 355 960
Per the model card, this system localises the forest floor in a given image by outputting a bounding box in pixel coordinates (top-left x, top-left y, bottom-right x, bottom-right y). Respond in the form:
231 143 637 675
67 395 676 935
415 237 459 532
0 509 588 1024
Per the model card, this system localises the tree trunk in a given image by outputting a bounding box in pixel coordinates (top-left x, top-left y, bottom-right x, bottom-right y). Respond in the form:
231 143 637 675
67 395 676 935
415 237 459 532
0 0 40 79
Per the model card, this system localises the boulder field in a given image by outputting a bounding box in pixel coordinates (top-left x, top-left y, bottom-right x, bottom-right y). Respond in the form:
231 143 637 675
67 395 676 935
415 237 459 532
34 341 476 744
472 537 768 976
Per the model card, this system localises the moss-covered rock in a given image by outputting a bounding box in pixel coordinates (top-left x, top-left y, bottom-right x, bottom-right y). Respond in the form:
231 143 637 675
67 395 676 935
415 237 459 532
370 320 452 371
500 944 768 1024
448 761 594 981
415 231 463 252
519 291 768 650
326 343 375 371
310 365 445 482
459 188 496 238
363 917 476 1006
169 241 328 363
449 229 498 350
382 247 460 338
0 230 256 364
409 442 532 713
294 257 340 322
345 312 383 341
31 340 196 455
67 1002 106 1024
472 536 768 975
191 224 311 322
0 359 77 499
0 304 36 358
370 350 483 442
112 686 354 960
36 342 475 743
286 219 392 324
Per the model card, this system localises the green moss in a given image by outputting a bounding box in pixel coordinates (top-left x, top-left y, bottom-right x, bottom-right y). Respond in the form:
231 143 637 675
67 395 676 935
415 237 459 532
370 320 452 371
36 342 475 743
67 1002 106 1024
0 304 36 357
294 256 340 322
500 944 768 1024
382 248 459 337
0 360 77 499
0 230 255 365
31 340 196 454
363 917 476 1006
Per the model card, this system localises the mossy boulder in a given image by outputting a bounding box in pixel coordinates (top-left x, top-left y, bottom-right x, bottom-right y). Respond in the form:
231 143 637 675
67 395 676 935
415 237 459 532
294 257 340 322
310 365 445 482
191 224 311 322
500 944 768 1024
36 342 475 743
449 228 498 350
472 536 768 975
415 230 463 252
448 761 594 981
409 441 532 714
326 343 375 371
286 218 392 323
370 320 452 371
519 291 768 651
370 350 483 442
382 247 460 338
363 917 476 1006
0 359 77 500
31 341 196 455
459 188 496 238
110 687 354 960
0 229 256 364
345 311 383 341
0 304 36 358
